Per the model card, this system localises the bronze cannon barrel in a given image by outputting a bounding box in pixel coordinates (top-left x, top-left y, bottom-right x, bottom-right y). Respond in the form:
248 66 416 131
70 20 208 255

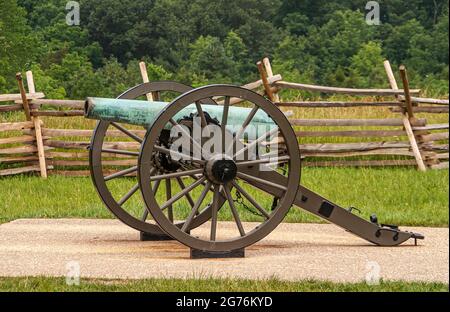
85 97 277 133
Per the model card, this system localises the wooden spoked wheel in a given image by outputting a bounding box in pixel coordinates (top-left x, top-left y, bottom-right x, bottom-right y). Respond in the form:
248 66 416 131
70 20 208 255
138 85 301 252
89 81 216 235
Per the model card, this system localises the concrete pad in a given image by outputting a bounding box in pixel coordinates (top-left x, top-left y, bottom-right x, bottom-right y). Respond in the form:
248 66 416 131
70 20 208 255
0 219 448 283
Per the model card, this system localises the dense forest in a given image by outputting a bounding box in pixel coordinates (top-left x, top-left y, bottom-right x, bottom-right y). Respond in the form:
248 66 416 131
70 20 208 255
1 0 448 99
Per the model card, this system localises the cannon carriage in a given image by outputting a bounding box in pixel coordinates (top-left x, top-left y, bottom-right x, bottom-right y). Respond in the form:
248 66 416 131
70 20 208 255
85 81 424 258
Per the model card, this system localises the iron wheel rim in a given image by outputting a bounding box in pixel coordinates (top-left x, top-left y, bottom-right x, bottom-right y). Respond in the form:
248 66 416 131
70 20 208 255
138 85 301 251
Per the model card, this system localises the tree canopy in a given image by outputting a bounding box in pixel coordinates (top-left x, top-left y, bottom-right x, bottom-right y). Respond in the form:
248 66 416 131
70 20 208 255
0 0 448 98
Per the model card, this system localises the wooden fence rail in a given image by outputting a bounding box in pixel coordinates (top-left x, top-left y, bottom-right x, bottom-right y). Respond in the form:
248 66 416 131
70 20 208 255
262 58 448 170
273 81 421 96
0 59 448 177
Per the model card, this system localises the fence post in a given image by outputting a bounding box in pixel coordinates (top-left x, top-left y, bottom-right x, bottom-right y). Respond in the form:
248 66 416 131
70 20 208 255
399 66 416 121
139 61 154 101
257 60 275 102
16 72 48 178
262 57 280 102
383 61 427 172
16 73 32 121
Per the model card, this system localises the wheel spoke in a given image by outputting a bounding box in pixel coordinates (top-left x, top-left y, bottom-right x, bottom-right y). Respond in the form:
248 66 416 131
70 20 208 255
169 118 210 160
166 179 173 223
102 148 139 157
141 178 161 221
160 177 206 211
237 171 287 192
221 96 230 154
234 127 279 160
181 181 212 232
226 105 259 156
118 167 155 206
189 174 227 199
118 183 139 206
236 155 290 167
210 185 220 241
141 209 149 221
195 101 208 127
111 122 143 143
152 178 162 193
223 184 245 236
104 166 138 181
150 168 203 182
176 177 195 208
231 181 270 219
260 150 288 159
153 145 205 165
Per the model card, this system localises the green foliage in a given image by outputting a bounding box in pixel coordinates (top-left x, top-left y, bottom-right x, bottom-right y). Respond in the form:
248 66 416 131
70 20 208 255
0 0 448 97
94 59 172 98
0 0 38 91
348 41 387 88
0 276 447 292
180 32 251 85
383 19 426 65
282 13 310 36
314 10 376 84
45 52 98 98
185 35 233 83
28 64 66 99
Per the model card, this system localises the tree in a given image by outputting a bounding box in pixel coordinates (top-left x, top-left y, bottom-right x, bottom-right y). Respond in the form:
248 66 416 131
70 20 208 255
427 10 449 75
81 0 154 63
348 41 386 88
94 58 172 97
224 31 250 82
47 52 98 98
282 13 310 36
383 19 425 65
27 64 66 99
274 10 375 86
314 10 375 84
0 0 37 92
3 0 448 98
181 35 233 84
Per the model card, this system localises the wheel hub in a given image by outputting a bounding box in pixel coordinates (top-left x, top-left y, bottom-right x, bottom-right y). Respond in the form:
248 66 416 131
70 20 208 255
205 155 237 184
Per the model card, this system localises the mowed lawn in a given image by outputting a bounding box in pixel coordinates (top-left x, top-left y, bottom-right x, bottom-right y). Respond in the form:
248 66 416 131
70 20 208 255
0 167 448 227
0 276 447 292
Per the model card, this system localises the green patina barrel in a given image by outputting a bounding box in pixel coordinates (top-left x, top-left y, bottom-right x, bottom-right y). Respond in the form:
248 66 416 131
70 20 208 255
85 97 277 135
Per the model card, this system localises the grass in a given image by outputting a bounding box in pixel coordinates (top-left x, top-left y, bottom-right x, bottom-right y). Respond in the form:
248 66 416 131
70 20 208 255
0 276 447 292
0 167 447 227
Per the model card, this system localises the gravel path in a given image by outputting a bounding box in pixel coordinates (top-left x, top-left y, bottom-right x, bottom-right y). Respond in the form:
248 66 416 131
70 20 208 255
0 219 447 283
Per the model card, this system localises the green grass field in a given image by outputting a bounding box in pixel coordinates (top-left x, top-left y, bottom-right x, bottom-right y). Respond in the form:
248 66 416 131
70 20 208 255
0 167 448 226
0 276 447 292
0 167 447 292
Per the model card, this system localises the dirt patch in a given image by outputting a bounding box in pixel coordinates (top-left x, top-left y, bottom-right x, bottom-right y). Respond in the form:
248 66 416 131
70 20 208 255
0 219 447 283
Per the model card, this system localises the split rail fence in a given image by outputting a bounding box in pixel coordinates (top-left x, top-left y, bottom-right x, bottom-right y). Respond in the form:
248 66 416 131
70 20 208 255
0 59 448 178
257 58 448 171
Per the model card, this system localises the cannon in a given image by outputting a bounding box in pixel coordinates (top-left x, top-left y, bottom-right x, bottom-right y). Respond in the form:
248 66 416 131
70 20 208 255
85 81 424 258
